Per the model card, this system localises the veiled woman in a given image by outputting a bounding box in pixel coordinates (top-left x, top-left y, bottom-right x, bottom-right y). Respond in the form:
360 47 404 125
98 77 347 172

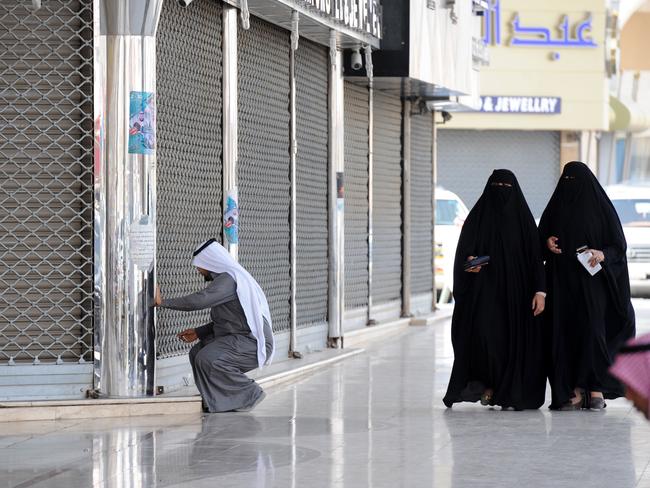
539 161 635 410
443 170 547 410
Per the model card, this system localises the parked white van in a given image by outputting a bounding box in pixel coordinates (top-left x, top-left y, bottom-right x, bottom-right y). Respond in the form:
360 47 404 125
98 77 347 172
607 183 650 297
434 187 469 302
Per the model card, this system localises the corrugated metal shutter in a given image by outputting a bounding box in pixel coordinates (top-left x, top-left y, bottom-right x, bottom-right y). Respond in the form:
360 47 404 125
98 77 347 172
372 92 402 305
238 17 291 333
156 0 223 359
344 82 369 310
410 113 433 296
437 130 561 218
295 39 329 328
0 1 94 365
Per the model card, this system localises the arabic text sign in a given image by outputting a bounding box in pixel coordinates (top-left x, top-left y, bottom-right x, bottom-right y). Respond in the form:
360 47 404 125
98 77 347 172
480 96 562 114
302 0 382 38
511 14 597 49
483 0 598 53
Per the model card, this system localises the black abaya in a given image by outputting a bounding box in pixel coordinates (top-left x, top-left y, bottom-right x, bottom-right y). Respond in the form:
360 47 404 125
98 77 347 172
539 161 635 408
443 170 547 410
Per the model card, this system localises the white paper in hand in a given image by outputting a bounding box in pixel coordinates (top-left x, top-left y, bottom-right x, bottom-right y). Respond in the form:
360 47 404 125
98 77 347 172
577 250 602 276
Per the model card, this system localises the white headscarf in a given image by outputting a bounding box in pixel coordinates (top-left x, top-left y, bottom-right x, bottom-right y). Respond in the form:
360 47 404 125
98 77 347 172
192 239 274 368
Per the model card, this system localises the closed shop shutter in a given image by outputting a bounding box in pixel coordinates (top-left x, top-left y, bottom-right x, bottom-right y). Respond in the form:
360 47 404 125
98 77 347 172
344 83 369 311
410 113 433 300
295 39 329 328
156 0 223 359
437 130 561 218
0 1 94 366
372 92 402 306
238 17 291 333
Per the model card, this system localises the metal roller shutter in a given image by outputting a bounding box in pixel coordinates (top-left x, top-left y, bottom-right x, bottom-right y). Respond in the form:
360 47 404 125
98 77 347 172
156 0 223 359
372 92 402 305
0 1 94 365
295 39 329 328
344 82 369 310
437 130 561 218
238 17 291 333
410 113 433 295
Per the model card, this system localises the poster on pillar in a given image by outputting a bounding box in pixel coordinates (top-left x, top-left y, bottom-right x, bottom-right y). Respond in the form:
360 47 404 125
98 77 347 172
224 187 239 245
128 91 156 155
337 172 344 211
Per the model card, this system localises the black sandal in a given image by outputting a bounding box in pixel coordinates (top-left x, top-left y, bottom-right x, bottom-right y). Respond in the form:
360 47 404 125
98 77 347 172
480 390 493 406
559 389 585 411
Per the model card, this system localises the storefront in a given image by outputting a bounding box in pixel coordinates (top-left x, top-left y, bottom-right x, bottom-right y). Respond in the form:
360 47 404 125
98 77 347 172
343 0 482 324
0 0 382 400
0 0 483 401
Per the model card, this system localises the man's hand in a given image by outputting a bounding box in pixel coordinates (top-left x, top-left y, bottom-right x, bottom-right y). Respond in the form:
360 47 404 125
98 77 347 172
586 249 605 267
154 286 162 307
465 256 482 273
177 329 198 343
532 293 545 316
547 236 562 254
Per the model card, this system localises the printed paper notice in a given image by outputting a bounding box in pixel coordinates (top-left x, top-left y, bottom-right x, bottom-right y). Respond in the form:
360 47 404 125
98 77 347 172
577 250 602 276
130 220 155 270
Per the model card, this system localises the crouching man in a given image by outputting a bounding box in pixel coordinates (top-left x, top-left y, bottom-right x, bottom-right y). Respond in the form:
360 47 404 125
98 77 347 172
155 239 274 413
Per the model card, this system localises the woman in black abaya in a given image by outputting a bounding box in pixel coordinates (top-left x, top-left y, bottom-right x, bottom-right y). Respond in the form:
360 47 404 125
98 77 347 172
539 161 635 410
443 170 547 410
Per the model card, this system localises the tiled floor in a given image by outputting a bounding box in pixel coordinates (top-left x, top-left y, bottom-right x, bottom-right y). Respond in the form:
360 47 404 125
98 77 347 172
2 301 650 488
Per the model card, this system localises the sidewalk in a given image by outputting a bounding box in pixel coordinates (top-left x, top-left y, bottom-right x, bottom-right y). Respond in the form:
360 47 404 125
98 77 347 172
0 308 453 423
1 306 649 488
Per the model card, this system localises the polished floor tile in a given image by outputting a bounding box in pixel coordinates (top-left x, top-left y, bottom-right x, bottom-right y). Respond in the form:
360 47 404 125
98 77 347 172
2 301 650 488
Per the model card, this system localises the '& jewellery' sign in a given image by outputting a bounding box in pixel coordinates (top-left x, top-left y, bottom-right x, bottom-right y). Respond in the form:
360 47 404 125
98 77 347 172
480 96 562 114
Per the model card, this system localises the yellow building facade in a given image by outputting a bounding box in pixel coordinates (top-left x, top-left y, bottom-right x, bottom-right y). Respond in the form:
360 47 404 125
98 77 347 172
447 0 610 131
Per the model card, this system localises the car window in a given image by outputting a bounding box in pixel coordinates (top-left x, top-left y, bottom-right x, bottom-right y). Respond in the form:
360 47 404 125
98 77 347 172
612 199 650 227
435 199 468 225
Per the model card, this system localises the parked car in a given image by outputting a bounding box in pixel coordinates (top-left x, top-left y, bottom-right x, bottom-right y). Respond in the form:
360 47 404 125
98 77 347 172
606 183 650 297
435 187 469 302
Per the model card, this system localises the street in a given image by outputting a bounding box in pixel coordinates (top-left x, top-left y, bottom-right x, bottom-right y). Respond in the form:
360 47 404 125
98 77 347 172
2 300 650 488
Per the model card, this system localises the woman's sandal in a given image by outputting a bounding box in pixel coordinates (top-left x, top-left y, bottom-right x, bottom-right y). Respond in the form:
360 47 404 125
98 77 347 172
559 390 585 411
480 390 493 406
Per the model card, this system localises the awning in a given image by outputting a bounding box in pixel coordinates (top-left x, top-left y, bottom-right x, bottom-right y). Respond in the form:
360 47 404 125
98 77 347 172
225 0 382 49
609 95 650 132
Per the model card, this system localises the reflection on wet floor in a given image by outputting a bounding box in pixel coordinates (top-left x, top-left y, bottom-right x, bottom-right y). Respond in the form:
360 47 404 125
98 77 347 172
2 302 650 488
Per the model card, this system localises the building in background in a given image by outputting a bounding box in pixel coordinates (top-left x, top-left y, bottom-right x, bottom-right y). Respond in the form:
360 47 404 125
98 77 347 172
600 0 650 184
439 0 613 218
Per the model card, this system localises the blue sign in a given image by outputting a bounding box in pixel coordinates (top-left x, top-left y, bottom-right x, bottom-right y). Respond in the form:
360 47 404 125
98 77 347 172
482 0 597 59
480 96 561 114
483 0 501 45
511 14 597 49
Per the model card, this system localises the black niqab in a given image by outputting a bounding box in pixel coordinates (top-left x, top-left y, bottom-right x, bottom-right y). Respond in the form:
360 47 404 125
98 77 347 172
443 170 546 410
539 161 635 407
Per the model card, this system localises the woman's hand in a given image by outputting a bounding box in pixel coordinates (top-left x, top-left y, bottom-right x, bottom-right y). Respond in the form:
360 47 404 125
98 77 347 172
465 256 482 273
547 236 562 254
586 249 605 267
154 286 162 307
177 329 198 343
532 293 546 316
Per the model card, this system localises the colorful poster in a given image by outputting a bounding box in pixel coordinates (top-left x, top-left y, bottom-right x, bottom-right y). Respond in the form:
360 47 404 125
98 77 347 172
336 172 344 199
224 187 239 245
128 91 156 155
